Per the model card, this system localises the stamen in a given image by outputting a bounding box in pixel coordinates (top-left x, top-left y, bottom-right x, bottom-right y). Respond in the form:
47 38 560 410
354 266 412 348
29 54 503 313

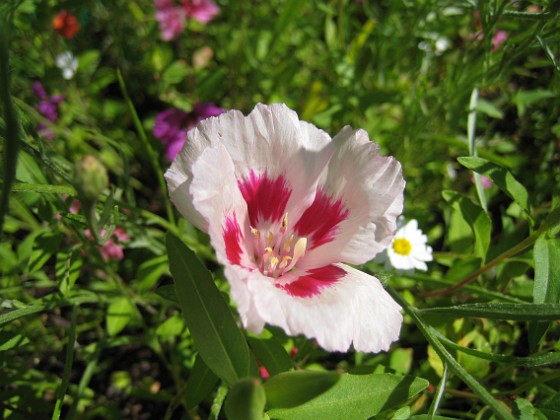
283 237 307 273
281 213 288 234
283 234 294 253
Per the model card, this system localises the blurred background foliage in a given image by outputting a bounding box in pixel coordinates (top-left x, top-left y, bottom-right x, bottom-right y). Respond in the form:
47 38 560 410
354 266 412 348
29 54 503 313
1 0 560 418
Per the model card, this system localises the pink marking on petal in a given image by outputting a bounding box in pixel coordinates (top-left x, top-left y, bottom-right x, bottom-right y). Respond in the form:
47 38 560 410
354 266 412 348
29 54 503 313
294 190 349 249
238 170 292 226
278 265 346 298
223 213 244 265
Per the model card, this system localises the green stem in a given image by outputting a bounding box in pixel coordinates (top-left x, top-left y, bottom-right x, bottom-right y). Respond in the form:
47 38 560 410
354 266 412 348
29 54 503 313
388 287 514 420
116 69 175 226
424 230 541 297
52 305 78 420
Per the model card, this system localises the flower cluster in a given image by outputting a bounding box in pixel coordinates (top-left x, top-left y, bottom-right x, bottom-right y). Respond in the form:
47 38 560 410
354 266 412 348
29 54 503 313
33 82 63 140
166 103 405 353
55 51 78 80
154 0 220 41
153 103 225 161
376 218 433 275
85 227 130 262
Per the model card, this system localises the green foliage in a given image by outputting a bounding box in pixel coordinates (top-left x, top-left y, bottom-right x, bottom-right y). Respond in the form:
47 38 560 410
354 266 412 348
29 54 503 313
1 0 560 418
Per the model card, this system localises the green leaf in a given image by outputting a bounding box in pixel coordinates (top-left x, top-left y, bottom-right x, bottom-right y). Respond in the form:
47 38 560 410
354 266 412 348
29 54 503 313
266 372 427 419
458 157 531 215
134 255 168 291
434 328 560 367
225 377 266 420
247 335 293 377
106 297 136 337
0 331 30 351
185 355 219 409
155 314 185 336
56 250 83 296
10 183 76 195
512 89 555 116
443 191 491 262
27 231 62 274
154 284 177 303
476 98 504 119
264 370 340 409
387 288 514 420
166 233 257 385
528 236 560 349
420 303 560 321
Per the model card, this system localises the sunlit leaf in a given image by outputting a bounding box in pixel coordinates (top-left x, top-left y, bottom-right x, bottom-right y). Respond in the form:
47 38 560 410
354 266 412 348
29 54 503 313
166 233 257 385
266 372 427 418
225 377 266 420
528 235 560 349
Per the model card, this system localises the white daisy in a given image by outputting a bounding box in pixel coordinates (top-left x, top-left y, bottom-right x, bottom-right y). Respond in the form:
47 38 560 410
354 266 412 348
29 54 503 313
55 51 78 80
376 218 433 274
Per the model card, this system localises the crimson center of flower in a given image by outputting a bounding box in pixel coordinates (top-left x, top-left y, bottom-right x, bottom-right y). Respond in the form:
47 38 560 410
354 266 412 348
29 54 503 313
251 213 308 278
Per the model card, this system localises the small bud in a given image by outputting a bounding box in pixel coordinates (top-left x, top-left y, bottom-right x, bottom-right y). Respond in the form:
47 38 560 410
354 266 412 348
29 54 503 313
74 155 108 204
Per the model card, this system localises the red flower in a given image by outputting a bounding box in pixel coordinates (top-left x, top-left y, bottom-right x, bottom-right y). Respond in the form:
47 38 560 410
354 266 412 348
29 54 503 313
52 10 80 39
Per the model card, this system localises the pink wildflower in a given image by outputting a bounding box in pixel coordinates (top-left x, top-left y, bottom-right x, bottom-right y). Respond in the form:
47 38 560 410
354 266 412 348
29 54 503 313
85 227 130 261
153 103 225 161
155 0 186 41
471 174 493 189
491 30 508 52
182 0 220 24
165 104 405 353
155 0 219 40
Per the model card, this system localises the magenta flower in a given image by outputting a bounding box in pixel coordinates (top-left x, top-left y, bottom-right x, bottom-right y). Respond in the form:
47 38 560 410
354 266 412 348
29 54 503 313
165 104 405 353
85 227 130 261
492 30 508 52
153 103 225 161
155 0 219 41
155 0 186 41
182 0 220 24
33 82 63 139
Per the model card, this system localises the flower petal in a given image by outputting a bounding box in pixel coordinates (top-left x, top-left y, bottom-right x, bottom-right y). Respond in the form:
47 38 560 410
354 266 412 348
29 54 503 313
242 263 402 353
301 127 405 268
165 104 333 231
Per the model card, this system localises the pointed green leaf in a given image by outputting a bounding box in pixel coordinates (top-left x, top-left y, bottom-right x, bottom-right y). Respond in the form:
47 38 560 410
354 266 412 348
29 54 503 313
27 231 62 274
0 332 30 351
166 233 257 385
247 336 293 377
458 157 531 215
266 373 428 419
106 296 136 337
225 377 266 420
56 250 83 296
443 191 491 262
185 355 219 409
264 370 340 409
528 236 560 348
420 303 560 321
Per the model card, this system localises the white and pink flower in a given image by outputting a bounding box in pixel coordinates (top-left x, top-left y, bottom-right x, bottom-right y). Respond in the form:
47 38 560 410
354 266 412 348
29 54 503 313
165 103 405 353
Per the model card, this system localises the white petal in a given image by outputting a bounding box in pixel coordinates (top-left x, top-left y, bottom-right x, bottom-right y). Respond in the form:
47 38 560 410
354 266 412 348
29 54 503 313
301 127 405 268
244 263 402 353
165 104 334 231
189 142 254 268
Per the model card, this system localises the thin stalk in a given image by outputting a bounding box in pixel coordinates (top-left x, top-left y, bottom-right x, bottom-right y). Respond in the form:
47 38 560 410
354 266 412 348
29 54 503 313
116 69 175 226
388 288 514 420
424 230 541 297
52 306 78 420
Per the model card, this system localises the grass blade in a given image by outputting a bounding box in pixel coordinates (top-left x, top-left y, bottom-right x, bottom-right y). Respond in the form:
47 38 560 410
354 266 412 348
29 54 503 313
420 302 560 321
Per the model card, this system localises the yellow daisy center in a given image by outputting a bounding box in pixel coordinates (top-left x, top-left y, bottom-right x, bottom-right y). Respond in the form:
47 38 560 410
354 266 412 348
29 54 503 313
392 238 412 256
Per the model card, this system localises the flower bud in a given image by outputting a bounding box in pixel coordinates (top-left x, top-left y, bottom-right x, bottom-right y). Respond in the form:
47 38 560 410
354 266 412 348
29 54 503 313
74 155 108 204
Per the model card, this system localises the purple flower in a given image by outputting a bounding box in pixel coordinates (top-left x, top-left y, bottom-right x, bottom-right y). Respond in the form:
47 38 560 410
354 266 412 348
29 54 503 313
153 103 225 161
33 82 63 139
